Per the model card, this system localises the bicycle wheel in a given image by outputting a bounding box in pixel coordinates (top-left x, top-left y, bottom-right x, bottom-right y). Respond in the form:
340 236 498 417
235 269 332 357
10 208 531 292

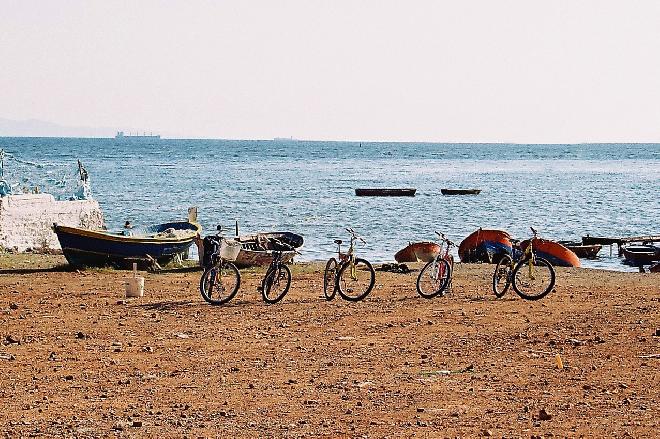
337 258 375 302
416 258 451 299
492 254 513 298
512 257 555 300
323 258 338 301
200 262 241 305
262 264 292 304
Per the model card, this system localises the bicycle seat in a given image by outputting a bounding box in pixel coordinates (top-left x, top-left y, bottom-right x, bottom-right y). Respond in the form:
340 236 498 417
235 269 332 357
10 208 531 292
334 239 343 245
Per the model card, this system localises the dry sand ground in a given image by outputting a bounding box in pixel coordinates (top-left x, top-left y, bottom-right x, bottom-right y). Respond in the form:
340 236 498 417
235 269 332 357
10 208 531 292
1 254 658 438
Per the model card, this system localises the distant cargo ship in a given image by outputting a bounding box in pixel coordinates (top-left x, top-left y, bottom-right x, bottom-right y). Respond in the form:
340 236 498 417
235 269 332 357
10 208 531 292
115 131 161 140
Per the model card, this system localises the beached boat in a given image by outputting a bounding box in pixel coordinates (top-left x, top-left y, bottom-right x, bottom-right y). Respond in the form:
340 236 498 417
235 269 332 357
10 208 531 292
440 189 481 195
355 188 416 197
233 231 304 268
521 238 581 267
458 229 512 263
558 241 602 259
650 262 660 273
621 244 660 266
394 241 441 263
53 221 200 268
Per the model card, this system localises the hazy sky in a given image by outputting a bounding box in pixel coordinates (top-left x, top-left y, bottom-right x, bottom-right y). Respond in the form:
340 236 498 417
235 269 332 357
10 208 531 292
2 1 660 142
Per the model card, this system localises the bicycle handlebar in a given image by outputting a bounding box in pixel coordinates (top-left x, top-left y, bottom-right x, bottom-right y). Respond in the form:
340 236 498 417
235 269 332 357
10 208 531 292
270 238 301 255
435 231 455 247
345 227 367 244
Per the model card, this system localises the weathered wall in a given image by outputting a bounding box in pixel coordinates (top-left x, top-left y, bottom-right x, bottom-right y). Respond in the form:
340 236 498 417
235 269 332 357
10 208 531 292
0 194 105 251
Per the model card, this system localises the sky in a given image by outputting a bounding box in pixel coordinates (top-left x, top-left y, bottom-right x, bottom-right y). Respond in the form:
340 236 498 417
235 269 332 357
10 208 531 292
1 0 660 142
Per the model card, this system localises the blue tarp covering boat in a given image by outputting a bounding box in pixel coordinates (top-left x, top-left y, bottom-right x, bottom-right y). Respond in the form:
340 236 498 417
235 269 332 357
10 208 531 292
53 221 201 269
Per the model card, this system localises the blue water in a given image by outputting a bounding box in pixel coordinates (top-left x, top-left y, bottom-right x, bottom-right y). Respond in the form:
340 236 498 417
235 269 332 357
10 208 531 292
2 138 659 271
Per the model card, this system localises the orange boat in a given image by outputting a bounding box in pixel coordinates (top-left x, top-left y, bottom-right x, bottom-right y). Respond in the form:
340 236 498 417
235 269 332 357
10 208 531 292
520 238 581 268
394 241 441 263
458 229 512 263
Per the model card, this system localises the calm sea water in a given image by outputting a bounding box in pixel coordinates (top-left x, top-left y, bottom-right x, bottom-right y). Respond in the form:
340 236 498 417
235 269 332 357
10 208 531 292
2 138 659 271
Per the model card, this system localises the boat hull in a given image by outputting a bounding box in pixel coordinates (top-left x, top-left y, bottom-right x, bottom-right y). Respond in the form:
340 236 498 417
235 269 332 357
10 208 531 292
558 241 602 259
355 188 416 197
621 245 660 266
521 238 581 267
233 231 304 268
441 189 481 195
458 229 512 263
53 222 200 269
394 242 441 263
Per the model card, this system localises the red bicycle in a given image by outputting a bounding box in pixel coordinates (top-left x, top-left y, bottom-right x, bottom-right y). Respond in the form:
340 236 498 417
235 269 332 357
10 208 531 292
416 232 455 298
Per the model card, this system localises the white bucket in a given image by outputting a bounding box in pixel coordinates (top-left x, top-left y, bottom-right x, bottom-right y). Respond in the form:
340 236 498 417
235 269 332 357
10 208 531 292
126 276 144 298
125 263 144 298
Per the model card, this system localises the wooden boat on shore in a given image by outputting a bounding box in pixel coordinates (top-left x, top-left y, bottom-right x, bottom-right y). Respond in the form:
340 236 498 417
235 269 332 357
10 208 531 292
394 241 441 263
233 231 304 268
458 229 512 263
621 244 660 266
558 241 602 259
441 189 481 195
53 221 201 269
355 188 416 197
521 238 581 267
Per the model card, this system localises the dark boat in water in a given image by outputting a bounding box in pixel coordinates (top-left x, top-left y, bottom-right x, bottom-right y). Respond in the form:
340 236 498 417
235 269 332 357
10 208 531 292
558 241 602 259
233 231 304 268
441 189 481 195
53 221 201 268
355 188 416 197
521 238 581 267
458 229 512 263
394 241 441 263
621 244 660 266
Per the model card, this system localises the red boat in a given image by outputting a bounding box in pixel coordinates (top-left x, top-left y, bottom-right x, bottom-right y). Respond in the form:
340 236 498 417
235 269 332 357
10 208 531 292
458 229 512 263
521 238 581 267
394 241 441 263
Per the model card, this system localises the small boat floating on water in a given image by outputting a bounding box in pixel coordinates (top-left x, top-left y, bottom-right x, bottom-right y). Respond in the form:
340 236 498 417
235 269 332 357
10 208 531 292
441 189 481 195
53 221 201 269
558 241 602 259
521 238 581 268
458 229 512 263
355 188 416 197
621 244 660 266
394 241 441 263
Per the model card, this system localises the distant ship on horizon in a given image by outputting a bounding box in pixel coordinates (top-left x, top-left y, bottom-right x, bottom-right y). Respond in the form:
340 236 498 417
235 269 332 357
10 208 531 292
115 131 161 140
273 136 299 142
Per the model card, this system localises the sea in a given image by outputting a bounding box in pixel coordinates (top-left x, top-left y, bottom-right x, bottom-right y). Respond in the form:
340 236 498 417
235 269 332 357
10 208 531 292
1 138 659 272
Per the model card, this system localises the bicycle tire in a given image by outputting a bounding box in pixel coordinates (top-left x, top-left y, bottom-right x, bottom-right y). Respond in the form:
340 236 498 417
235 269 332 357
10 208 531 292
337 257 375 302
262 264 292 304
492 254 513 298
512 257 555 300
416 258 451 299
323 258 338 301
199 262 241 305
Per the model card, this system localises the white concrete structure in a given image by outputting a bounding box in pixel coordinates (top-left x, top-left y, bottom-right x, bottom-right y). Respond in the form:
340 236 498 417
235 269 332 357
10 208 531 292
0 194 105 251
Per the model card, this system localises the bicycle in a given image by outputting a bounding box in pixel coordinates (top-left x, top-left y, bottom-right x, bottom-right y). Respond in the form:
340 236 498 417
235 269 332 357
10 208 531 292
323 228 376 302
199 226 242 305
492 227 556 300
259 238 300 304
416 232 455 298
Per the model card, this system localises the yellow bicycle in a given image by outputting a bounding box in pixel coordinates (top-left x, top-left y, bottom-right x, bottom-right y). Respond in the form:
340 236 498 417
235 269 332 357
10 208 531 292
323 228 376 302
492 227 556 300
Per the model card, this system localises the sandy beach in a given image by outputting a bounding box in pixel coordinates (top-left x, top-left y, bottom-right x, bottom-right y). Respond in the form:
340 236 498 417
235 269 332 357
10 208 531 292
1 254 658 437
